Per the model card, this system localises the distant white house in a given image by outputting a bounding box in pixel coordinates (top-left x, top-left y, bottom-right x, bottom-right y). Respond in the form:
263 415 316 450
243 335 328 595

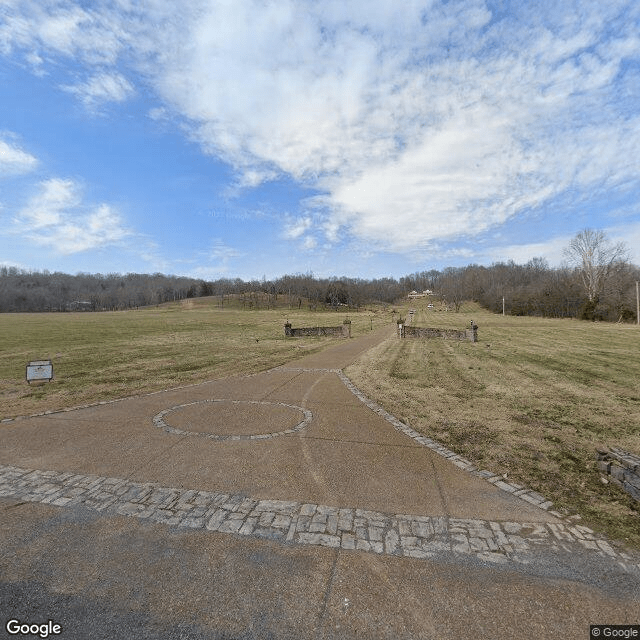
67 300 93 311
407 289 434 299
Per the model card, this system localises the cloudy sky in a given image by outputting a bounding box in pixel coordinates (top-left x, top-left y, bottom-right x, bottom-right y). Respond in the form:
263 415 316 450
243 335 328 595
1 0 639 280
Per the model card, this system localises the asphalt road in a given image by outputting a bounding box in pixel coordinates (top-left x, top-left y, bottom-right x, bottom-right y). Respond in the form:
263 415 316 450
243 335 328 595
1 327 638 639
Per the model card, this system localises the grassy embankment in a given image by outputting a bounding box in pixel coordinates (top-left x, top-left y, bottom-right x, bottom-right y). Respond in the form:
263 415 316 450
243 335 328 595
0 295 394 420
346 299 640 549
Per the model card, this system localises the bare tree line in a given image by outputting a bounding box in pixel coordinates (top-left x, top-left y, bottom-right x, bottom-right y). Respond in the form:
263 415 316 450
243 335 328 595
0 268 406 313
1 230 638 321
0 269 202 312
432 258 639 321
433 230 638 322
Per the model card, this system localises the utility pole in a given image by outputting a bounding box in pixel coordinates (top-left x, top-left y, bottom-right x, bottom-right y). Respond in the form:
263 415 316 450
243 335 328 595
502 296 505 316
636 281 639 326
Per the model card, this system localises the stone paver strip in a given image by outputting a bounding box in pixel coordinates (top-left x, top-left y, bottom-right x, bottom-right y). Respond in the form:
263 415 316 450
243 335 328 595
0 362 573 517
1 464 638 573
1 347 636 576
335 371 558 514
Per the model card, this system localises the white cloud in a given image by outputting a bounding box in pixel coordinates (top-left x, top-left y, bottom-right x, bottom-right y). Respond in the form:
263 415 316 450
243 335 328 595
3 1 640 255
209 240 243 261
302 236 317 250
24 49 45 73
63 71 134 109
0 259 29 271
491 235 573 267
13 178 132 254
148 106 168 121
18 177 72 228
137 1 640 251
283 216 312 240
0 136 38 175
486 220 640 268
282 216 319 250
175 240 244 280
147 1 493 181
608 220 640 266
0 1 126 64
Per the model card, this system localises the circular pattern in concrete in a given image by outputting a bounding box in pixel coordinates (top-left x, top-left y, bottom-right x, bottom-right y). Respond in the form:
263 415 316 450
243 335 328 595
152 399 313 441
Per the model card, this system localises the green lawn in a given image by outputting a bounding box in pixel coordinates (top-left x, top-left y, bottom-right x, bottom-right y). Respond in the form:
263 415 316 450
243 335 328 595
346 300 640 550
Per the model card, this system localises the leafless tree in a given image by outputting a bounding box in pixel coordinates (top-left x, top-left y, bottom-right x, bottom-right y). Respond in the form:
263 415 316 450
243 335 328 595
2 257 638 321
440 267 465 312
564 228 629 303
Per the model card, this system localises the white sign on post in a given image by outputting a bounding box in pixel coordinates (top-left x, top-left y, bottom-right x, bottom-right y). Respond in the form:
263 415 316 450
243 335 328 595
26 360 53 384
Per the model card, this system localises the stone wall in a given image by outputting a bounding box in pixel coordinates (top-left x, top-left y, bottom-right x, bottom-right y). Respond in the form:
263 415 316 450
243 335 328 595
596 448 640 502
398 321 478 343
284 322 351 338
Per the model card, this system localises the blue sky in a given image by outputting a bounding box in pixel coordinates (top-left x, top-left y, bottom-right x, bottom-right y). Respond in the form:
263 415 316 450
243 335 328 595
1 0 639 280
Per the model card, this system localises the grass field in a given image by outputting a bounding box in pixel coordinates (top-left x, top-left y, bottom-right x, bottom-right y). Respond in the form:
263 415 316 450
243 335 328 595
2 296 639 549
346 300 640 549
0 296 394 420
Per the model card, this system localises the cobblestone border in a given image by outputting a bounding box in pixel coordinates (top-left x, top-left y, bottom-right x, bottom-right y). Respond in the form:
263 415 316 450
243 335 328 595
335 371 560 516
152 399 313 441
1 465 638 572
0 363 610 530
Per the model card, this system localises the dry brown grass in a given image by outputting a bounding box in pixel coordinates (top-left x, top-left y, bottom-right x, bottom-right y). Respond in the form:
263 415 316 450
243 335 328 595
3 296 639 548
346 300 640 549
0 297 394 420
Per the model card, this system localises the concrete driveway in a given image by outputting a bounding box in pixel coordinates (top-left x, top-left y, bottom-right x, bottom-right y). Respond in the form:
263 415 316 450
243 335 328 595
1 327 638 639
